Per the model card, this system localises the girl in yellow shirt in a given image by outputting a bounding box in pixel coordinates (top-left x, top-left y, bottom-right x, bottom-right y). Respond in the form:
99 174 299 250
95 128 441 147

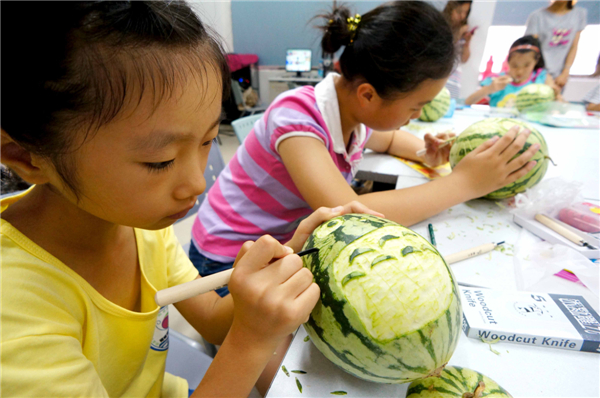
0 2 379 397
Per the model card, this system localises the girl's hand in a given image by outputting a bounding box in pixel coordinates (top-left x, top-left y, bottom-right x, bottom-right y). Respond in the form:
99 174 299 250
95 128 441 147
462 25 474 42
451 125 540 199
555 72 569 89
285 202 384 253
228 235 319 347
490 76 513 93
551 83 562 98
422 132 456 167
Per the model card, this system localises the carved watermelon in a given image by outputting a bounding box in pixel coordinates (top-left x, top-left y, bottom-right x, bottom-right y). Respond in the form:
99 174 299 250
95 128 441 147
301 214 462 383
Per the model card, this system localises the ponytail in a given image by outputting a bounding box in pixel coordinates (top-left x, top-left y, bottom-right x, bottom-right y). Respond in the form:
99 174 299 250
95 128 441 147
315 2 455 100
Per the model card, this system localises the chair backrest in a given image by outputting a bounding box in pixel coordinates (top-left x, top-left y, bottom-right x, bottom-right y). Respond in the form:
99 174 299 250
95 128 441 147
175 143 226 224
231 113 263 144
165 329 213 390
230 79 245 110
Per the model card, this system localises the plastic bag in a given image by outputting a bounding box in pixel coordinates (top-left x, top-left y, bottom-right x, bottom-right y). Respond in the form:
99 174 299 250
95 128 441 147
511 177 584 220
514 229 599 299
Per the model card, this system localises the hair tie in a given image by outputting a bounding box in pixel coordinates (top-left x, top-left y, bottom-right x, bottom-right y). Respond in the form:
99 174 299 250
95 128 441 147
347 14 361 44
509 44 539 54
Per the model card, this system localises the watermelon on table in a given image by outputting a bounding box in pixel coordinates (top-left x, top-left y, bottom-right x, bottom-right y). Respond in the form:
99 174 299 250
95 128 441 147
449 118 550 200
419 87 451 122
516 83 555 112
301 214 462 384
406 366 512 397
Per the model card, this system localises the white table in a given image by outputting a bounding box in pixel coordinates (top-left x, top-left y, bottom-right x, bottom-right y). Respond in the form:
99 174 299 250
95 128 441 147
267 108 600 398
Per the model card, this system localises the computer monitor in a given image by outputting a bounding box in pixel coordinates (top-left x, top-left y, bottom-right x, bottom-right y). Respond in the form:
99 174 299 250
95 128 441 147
285 49 312 77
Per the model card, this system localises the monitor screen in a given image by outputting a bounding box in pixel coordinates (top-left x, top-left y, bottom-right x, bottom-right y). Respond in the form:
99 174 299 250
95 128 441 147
285 49 312 73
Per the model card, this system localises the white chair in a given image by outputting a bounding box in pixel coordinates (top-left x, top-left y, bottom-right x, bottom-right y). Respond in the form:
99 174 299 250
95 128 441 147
231 113 263 145
165 329 213 390
230 80 266 117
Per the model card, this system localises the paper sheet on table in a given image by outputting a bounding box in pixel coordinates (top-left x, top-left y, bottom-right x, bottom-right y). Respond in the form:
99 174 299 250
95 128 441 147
514 228 599 299
393 157 452 180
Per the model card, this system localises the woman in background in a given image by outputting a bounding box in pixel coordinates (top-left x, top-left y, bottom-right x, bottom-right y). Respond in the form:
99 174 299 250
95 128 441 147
525 0 587 90
443 0 474 99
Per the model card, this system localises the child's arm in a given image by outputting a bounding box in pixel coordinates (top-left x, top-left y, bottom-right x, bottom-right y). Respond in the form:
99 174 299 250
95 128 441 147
587 102 600 112
465 76 513 106
545 74 563 100
555 31 582 89
189 203 381 397
190 236 311 397
465 85 493 106
174 202 383 346
367 129 455 167
279 125 539 226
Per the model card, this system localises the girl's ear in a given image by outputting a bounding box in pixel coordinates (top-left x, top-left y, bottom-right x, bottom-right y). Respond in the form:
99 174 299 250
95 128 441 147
356 83 378 107
1 129 51 185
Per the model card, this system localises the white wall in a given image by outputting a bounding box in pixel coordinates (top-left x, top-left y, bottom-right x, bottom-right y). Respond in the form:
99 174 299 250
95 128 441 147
460 0 498 99
189 1 234 53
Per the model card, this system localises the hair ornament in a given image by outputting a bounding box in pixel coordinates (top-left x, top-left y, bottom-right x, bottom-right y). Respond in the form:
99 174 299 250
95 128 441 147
510 44 540 54
347 13 361 44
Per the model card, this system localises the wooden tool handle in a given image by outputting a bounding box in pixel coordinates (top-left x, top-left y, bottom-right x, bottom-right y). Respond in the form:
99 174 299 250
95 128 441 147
534 214 583 246
444 243 496 264
154 268 233 307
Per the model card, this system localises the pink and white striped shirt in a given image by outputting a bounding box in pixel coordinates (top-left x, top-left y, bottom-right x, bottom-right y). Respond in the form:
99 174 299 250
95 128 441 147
192 73 372 262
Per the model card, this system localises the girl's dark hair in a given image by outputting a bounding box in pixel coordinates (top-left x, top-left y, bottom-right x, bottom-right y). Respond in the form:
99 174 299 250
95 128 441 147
442 0 472 39
509 35 546 70
1 1 230 197
316 1 456 100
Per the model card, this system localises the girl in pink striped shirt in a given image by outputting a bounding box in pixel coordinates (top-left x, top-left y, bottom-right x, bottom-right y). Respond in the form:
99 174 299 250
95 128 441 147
191 1 540 295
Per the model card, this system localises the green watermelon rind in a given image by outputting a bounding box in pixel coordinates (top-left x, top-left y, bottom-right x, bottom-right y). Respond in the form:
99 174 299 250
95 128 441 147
449 118 549 200
516 84 555 112
302 214 462 383
419 87 451 122
406 365 513 397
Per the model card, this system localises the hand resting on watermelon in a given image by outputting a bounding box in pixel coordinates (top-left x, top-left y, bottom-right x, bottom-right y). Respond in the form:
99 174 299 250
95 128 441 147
451 125 540 199
285 201 384 253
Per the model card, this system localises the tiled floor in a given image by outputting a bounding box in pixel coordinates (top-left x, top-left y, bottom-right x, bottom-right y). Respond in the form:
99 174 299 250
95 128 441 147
169 125 240 344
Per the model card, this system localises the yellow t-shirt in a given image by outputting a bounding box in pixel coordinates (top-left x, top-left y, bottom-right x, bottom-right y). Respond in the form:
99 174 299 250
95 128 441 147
1 190 199 397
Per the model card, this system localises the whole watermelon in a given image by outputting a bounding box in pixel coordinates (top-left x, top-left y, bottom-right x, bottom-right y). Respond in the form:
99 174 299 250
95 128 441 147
449 118 550 200
419 87 451 122
301 214 462 383
516 83 555 112
407 366 512 397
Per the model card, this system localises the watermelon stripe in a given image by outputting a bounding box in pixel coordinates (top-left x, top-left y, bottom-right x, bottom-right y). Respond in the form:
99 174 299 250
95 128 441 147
418 330 438 365
438 375 465 394
445 367 470 390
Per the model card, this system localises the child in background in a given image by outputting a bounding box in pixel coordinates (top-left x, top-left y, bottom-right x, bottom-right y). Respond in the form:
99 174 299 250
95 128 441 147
466 35 560 107
0 2 380 397
190 2 539 294
442 0 474 99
